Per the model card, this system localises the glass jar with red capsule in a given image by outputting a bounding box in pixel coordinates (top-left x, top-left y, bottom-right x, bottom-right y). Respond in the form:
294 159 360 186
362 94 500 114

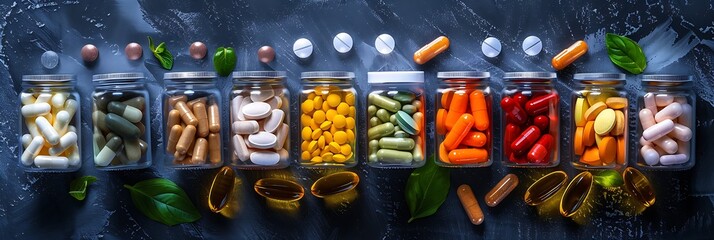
501 72 559 168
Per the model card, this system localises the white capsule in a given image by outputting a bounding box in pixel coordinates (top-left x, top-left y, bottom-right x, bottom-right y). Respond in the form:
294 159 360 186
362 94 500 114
653 145 668 156
250 150 280 166
643 93 658 115
654 94 674 107
34 93 52 104
375 34 395 54
35 116 60 145
640 145 660 166
21 136 45 166
21 102 51 117
49 132 77 156
293 38 313 59
481 37 501 58
51 93 68 109
26 118 41 137
669 123 692 142
678 103 693 128
639 108 656 129
232 121 259 135
67 145 81 166
21 134 32 148
52 110 71 135
677 140 690 156
660 154 688 166
230 95 244 122
20 93 37 105
639 136 651 147
68 125 77 133
64 99 78 118
654 102 682 123
333 32 353 53
232 135 250 162
642 119 674 142
34 155 69 169
651 135 678 154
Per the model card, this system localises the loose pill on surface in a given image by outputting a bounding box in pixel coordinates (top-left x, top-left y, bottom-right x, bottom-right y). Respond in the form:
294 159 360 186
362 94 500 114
81 44 99 62
485 174 519 207
293 38 313 59
481 37 501 58
375 34 395 54
457 184 484 225
125 42 143 60
333 32 353 53
41 50 59 69
552 40 588 70
414 36 450 65
522 36 542 56
189 42 207 59
257 46 275 63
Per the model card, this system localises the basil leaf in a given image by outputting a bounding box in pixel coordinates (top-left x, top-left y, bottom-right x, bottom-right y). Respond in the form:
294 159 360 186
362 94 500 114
69 176 97 201
405 156 450 223
147 36 173 70
213 47 236 77
124 178 201 226
606 33 646 74
594 170 624 188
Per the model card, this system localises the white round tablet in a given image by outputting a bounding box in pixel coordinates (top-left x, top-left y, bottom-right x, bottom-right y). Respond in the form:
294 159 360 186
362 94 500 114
481 37 501 58
375 34 395 54
333 32 353 53
293 38 313 59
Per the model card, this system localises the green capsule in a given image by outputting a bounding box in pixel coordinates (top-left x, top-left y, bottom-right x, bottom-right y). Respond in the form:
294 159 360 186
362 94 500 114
105 113 140 139
368 122 395 140
93 127 106 157
368 153 378 163
368 105 377 117
369 117 382 127
376 109 390 123
390 114 397 125
394 131 408 138
376 149 413 164
369 93 401 112
393 92 416 103
401 104 417 114
378 137 415 150
412 143 424 162
369 140 379 153
95 136 123 167
92 110 108 133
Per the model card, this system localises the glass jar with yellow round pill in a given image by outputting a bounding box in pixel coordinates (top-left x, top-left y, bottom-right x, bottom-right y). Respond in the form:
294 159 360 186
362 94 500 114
366 71 426 168
635 75 695 170
19 75 82 172
299 71 358 168
91 73 152 170
571 73 628 170
163 72 224 169
435 71 492 168
230 71 290 170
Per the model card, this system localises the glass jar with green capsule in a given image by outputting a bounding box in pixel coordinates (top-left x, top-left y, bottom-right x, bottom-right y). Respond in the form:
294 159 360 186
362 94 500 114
366 71 426 168
91 73 151 170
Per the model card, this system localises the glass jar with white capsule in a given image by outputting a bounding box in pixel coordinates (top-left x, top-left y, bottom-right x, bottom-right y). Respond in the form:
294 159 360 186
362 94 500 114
19 74 81 172
636 75 695 170
92 72 152 170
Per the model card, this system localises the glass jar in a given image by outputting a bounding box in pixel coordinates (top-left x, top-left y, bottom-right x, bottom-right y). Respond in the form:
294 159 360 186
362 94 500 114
19 74 81 172
230 71 290 170
163 72 223 169
571 73 628 169
501 72 559 168
366 71 426 168
92 72 152 170
299 71 358 168
435 71 492 168
636 75 695 170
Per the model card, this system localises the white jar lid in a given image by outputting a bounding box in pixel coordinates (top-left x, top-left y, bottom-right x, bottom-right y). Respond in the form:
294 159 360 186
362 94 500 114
367 71 424 83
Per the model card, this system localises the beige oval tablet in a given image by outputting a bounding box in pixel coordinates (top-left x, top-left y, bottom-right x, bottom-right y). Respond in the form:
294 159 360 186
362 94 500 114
611 110 625 136
594 109 616 135
584 102 607 121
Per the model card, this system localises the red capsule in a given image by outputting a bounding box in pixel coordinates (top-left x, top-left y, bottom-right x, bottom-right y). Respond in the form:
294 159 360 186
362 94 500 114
533 115 549 132
511 126 541 154
513 93 529 108
525 93 558 116
501 97 528 125
527 134 553 163
504 124 521 156
509 152 528 164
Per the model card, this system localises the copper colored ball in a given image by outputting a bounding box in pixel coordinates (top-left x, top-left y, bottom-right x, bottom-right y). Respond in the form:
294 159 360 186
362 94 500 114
258 46 275 63
81 44 99 62
125 42 143 60
189 42 207 60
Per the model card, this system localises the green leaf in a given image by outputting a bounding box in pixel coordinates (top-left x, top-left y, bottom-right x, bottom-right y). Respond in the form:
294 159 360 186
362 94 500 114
147 36 173 70
123 178 201 226
606 33 647 74
213 47 236 77
594 170 624 188
405 156 450 223
69 176 98 201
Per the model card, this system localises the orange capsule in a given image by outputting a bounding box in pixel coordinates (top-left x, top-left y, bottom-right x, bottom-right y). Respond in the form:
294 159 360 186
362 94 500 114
436 109 447 135
441 90 453 109
443 114 474 151
462 131 487 147
445 91 470 130
552 40 588 70
449 148 488 164
414 36 450 65
457 184 484 225
439 143 450 164
469 90 489 131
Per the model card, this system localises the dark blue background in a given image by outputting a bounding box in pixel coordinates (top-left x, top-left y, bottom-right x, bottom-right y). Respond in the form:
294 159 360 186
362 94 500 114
1 0 713 239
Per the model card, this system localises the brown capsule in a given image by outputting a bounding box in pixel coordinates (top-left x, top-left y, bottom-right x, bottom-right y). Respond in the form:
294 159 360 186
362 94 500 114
257 46 275 63
193 102 209 137
175 101 198 126
187 97 207 110
524 171 568 206
189 42 207 60
208 103 221 133
254 178 304 202
560 171 593 217
485 174 519 207
622 167 656 207
125 42 143 61
81 44 99 62
166 125 183 153
457 184 484 225
208 133 222 164
191 138 208 164
173 150 187 164
167 109 180 130
168 95 188 107
208 166 236 213
310 171 359 198
176 125 196 155
135 121 145 135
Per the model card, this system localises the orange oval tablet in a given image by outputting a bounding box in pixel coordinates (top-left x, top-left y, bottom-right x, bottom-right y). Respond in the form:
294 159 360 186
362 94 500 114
584 102 607 121
462 131 487 147
581 146 601 166
574 127 584 155
436 109 447 135
611 110 625 136
441 90 453 109
599 136 617 165
583 121 595 147
605 97 627 109
449 148 488 164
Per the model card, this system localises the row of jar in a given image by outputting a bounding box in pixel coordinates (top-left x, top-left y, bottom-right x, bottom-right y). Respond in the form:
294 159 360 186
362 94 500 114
17 71 695 172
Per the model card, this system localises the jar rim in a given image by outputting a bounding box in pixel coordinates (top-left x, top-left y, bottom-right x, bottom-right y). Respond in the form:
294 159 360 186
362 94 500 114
503 72 556 80
437 71 490 79
93 72 144 82
164 71 217 80
641 74 692 83
23 74 74 82
232 71 286 79
368 71 424 83
574 73 625 81
301 71 354 79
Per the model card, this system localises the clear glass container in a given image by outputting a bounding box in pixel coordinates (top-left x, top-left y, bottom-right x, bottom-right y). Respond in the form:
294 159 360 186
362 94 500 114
570 73 628 170
299 71 358 168
501 72 559 168
635 74 695 170
366 71 426 168
230 71 290 170
92 72 152 170
435 71 492 168
163 72 223 169
19 74 81 172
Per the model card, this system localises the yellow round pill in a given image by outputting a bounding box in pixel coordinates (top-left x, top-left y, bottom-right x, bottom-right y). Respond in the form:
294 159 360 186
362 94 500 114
311 129 322 140
321 152 333 162
301 127 312 141
605 97 627 109
307 92 316 99
326 93 341 107
333 131 347 144
594 108 616 135
301 141 310 151
584 102 607 121
323 131 333 143
333 115 346 128
325 109 337 121
320 121 332 130
311 156 323 163
340 144 352 155
321 148 331 156
314 86 330 95
345 117 355 129
310 120 320 130
318 136 326 148
308 141 318 152
349 106 356 117
312 110 326 124
329 142 341 153
313 96 323 109
322 101 330 112
311 149 321 157
345 93 355 106
301 114 312 127
337 102 350 115
301 100 314 113
346 129 355 141
301 151 311 160
333 154 347 163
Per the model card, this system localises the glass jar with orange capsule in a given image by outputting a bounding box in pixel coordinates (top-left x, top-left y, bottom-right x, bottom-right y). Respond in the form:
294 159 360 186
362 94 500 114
299 71 358 168
571 73 628 170
435 71 492 167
